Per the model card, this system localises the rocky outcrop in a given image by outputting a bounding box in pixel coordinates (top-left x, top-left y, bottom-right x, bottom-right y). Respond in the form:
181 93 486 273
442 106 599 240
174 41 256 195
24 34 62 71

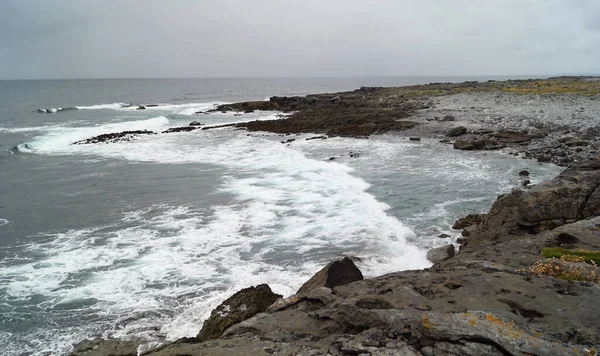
196 284 281 342
464 159 600 243
73 130 156 144
296 257 363 295
452 213 485 230
209 89 427 137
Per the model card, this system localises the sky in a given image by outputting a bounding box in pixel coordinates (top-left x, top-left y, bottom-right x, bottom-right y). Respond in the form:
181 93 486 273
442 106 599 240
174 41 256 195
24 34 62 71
0 0 599 79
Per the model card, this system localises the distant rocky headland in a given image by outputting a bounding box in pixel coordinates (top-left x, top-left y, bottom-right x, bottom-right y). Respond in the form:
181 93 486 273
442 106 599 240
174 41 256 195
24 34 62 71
71 77 600 355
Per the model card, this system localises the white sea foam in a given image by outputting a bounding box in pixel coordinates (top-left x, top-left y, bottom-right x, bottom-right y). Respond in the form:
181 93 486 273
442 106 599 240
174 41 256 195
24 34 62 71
17 116 170 153
73 102 225 115
0 218 9 226
5 125 432 354
75 103 129 110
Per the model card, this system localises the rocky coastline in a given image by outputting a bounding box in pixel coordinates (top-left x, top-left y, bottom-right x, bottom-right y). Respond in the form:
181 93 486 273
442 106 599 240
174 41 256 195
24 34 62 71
71 77 600 355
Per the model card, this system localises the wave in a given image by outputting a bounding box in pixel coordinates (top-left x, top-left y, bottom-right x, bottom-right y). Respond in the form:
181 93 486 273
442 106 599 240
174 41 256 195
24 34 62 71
36 107 77 114
0 218 8 226
72 102 226 115
17 116 171 154
75 103 130 110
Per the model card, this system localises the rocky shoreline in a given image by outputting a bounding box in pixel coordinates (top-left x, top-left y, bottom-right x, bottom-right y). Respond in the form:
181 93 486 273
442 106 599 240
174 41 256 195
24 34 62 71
70 77 600 355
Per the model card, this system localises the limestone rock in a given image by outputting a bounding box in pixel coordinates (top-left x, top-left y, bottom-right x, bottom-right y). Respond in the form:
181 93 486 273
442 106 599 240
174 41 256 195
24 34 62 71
297 257 363 295
446 126 467 137
426 244 455 263
452 214 485 229
196 284 281 342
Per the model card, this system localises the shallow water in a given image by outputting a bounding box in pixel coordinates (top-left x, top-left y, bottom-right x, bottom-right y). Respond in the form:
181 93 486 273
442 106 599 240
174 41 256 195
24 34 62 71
0 77 561 355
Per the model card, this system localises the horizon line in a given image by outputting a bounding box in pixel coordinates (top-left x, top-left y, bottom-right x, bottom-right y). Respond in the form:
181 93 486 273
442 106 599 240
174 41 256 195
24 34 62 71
1 73 599 81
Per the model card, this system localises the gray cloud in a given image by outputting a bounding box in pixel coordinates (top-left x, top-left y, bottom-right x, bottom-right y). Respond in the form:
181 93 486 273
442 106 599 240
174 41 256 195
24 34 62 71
0 0 598 79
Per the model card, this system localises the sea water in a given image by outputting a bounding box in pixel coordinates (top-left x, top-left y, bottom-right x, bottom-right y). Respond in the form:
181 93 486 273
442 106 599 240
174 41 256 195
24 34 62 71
0 77 560 355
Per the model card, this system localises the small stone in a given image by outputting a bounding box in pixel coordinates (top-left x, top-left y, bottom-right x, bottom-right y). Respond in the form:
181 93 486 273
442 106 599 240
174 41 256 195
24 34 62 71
442 115 455 121
438 233 451 239
409 137 421 141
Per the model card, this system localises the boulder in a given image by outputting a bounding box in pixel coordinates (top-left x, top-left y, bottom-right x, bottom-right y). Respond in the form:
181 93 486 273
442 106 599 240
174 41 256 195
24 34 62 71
452 214 485 229
189 121 203 126
453 139 486 150
196 284 281 342
409 137 421 141
426 244 455 263
446 126 467 137
565 139 588 147
136 105 146 110
442 115 456 121
519 170 530 177
297 257 363 295
438 233 451 239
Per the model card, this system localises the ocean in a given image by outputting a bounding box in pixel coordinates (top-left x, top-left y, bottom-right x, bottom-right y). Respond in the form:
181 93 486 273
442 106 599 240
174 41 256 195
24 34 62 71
0 77 561 355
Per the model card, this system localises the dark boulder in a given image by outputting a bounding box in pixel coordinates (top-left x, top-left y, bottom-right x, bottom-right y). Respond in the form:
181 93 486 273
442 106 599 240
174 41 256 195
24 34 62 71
162 126 198 133
453 139 486 150
306 135 328 141
426 244 455 263
189 121 203 126
442 115 456 121
519 170 530 176
297 257 363 295
446 126 467 137
452 214 485 229
136 105 146 110
409 137 421 141
196 284 281 342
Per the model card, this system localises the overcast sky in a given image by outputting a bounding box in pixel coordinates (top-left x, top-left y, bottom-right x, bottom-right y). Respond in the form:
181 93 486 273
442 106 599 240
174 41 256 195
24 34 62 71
1 0 599 79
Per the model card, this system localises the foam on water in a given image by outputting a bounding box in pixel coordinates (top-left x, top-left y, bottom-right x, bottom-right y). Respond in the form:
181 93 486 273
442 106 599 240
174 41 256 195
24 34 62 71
16 116 170 153
0 218 8 226
75 103 129 110
4 122 432 354
73 102 225 115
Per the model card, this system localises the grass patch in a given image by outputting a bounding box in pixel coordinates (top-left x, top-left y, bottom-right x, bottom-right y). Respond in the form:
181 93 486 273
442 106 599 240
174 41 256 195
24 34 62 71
541 247 600 265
